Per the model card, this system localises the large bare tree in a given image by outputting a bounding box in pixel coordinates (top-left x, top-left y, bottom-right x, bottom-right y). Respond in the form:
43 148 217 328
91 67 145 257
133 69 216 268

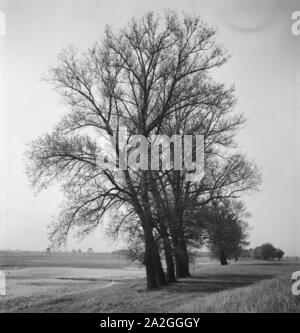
26 11 260 289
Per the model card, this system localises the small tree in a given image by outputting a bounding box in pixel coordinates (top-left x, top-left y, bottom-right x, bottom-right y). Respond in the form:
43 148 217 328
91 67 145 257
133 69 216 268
254 246 263 260
201 200 249 265
118 246 145 265
275 248 284 261
255 243 277 260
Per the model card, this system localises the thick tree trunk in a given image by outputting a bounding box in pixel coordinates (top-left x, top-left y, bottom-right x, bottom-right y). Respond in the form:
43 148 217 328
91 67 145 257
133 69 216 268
149 181 176 284
170 231 190 278
144 224 166 289
158 220 176 283
139 171 167 289
163 239 176 283
174 247 190 277
174 220 190 278
220 251 228 265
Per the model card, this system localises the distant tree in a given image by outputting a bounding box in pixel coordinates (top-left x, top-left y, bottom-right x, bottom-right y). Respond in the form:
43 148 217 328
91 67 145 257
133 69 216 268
275 248 284 261
87 248 93 254
254 246 263 260
46 247 51 255
255 243 277 260
232 240 250 262
240 248 252 258
118 245 145 265
200 199 250 265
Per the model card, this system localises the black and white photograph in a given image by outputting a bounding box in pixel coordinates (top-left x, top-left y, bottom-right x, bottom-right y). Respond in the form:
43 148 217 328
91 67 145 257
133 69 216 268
0 0 300 318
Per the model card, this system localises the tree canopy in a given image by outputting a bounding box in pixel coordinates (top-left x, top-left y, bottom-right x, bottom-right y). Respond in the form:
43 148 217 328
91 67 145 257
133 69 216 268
26 11 261 289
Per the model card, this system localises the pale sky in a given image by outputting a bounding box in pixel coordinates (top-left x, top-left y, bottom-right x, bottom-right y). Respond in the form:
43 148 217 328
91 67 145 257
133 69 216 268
0 0 299 254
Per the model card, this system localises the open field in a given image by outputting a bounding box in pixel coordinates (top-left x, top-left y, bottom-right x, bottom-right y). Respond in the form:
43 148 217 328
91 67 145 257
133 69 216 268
0 251 299 313
0 251 129 269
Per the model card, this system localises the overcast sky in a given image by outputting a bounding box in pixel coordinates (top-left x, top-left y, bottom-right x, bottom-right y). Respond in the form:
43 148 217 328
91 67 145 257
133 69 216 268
0 0 299 255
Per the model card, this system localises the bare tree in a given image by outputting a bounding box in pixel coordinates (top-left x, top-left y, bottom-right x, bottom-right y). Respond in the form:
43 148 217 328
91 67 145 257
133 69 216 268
200 199 250 265
25 11 260 289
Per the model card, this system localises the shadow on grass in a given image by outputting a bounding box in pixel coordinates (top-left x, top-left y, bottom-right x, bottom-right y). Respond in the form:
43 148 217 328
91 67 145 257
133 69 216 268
167 273 275 294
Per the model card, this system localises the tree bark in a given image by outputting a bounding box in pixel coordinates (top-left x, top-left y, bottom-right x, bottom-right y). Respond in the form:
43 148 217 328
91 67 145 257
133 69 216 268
170 179 191 278
140 171 166 289
220 251 228 265
148 172 176 284
174 247 190 277
144 223 166 289
170 228 190 278
173 218 190 278
158 220 176 283
163 241 176 283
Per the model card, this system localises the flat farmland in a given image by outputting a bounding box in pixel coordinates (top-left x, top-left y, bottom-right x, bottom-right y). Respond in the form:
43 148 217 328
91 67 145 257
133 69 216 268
0 251 299 313
0 251 129 269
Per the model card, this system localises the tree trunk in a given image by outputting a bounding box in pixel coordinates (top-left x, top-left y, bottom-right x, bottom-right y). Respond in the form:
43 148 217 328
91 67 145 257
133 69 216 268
158 221 176 283
163 239 176 283
174 248 190 277
149 179 176 284
220 251 228 265
144 224 166 289
170 230 190 278
139 171 166 289
174 221 190 278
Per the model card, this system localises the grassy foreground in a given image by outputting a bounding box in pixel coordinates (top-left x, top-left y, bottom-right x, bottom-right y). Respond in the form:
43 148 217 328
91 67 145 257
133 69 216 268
2 257 299 313
175 274 300 313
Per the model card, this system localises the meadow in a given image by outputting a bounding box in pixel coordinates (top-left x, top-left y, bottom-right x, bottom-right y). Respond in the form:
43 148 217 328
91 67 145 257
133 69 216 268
0 251 299 313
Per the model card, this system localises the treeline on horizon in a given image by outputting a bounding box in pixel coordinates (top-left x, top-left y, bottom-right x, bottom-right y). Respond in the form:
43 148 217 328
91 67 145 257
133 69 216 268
242 243 285 261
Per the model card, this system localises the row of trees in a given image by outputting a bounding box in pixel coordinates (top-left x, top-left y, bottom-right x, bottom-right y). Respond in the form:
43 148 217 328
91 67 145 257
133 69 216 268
46 248 94 254
121 198 250 266
26 12 261 289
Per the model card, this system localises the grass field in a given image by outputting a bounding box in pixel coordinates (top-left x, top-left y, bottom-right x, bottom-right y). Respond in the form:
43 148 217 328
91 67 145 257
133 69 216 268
176 274 300 313
0 251 299 313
